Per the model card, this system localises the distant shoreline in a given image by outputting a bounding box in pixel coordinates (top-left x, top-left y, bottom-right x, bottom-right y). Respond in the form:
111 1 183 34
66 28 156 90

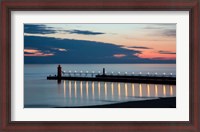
55 97 176 108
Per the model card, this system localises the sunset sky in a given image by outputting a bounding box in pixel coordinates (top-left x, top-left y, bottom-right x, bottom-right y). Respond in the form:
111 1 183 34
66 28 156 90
24 24 176 64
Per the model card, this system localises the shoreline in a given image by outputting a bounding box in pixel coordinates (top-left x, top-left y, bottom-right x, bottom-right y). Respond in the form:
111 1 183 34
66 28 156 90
55 97 176 108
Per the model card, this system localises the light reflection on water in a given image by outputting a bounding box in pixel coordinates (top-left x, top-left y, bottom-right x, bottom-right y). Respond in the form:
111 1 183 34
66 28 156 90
24 64 176 107
59 80 176 107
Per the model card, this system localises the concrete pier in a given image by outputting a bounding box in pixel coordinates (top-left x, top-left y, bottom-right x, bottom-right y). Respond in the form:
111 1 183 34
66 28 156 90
47 65 176 85
47 75 176 84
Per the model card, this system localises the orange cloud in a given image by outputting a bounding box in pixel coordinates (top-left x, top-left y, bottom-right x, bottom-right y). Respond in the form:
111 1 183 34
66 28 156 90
24 49 54 56
133 49 176 60
113 54 126 58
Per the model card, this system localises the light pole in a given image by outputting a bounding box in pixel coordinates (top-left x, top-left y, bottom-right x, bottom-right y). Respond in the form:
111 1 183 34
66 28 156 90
147 72 150 76
139 72 142 76
92 71 95 77
80 71 82 76
125 72 127 76
132 72 134 76
86 71 88 77
69 71 71 77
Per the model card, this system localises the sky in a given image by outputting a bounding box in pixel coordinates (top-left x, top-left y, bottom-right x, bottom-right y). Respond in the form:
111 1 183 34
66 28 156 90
24 24 176 64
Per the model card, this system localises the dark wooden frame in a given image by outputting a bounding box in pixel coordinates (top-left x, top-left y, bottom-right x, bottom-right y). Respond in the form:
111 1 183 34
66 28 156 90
0 0 199 131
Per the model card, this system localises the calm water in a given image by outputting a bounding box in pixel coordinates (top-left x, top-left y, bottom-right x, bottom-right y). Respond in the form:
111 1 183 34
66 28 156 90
24 64 176 108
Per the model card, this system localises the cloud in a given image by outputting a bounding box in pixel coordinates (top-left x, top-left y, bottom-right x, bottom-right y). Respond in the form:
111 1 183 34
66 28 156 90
52 48 68 52
24 24 106 36
24 49 54 56
24 24 57 34
113 54 126 58
24 36 175 64
150 57 176 60
143 24 176 38
161 29 176 37
128 46 152 49
143 26 163 29
133 50 142 56
146 29 176 38
158 50 176 54
143 24 176 29
66 29 105 35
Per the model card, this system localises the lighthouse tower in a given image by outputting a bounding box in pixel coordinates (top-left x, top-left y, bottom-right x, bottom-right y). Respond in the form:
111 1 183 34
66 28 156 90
57 65 62 79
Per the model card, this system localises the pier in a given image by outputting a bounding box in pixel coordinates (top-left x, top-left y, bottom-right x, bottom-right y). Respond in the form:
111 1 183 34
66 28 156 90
47 65 176 85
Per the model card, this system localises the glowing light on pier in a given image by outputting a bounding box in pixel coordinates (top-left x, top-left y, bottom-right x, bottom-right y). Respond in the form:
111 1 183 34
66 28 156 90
69 71 71 76
92 71 95 77
86 71 88 77
132 83 135 96
163 73 166 76
147 84 150 97
80 71 82 76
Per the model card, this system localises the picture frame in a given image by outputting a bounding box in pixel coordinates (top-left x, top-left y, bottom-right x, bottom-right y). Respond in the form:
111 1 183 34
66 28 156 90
0 0 199 131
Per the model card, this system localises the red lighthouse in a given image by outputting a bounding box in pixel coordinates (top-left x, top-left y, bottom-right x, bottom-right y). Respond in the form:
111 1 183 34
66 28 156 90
57 65 62 79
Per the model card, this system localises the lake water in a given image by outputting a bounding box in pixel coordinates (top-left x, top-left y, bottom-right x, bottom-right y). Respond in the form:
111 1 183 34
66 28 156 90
24 64 176 108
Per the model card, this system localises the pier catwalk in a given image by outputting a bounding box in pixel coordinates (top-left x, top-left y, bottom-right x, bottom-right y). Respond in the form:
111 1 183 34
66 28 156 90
47 65 176 85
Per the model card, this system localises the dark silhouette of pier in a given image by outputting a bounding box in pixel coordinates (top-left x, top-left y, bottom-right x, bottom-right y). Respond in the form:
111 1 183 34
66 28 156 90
47 65 176 85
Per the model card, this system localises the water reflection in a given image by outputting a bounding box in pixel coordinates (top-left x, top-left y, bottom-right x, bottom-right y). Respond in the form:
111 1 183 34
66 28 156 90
118 83 121 98
61 81 175 101
155 85 158 97
163 85 166 96
139 84 142 97
80 81 83 98
86 81 89 98
170 85 173 96
74 81 77 98
125 83 128 97
69 81 71 98
64 81 66 98
92 82 95 98
147 84 150 97
104 82 107 99
132 84 135 96
98 82 101 98
111 83 114 97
